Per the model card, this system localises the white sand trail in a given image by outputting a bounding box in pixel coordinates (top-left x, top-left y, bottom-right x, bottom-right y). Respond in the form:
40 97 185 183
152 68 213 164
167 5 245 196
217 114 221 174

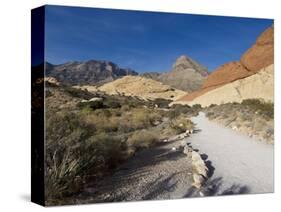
188 112 274 195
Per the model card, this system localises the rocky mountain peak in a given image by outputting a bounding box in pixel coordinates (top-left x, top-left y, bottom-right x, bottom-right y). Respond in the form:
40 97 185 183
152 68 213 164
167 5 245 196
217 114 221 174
172 55 208 77
173 55 193 69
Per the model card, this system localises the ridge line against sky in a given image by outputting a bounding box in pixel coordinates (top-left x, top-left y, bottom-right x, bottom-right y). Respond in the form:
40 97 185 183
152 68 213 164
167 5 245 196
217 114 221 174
44 5 273 73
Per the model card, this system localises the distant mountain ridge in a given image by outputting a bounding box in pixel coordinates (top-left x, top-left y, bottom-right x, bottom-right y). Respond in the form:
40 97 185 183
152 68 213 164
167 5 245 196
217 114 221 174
46 55 208 92
45 60 138 85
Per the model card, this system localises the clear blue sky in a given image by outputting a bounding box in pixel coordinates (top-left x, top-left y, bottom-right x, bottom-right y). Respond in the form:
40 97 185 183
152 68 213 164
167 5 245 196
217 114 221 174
45 5 273 73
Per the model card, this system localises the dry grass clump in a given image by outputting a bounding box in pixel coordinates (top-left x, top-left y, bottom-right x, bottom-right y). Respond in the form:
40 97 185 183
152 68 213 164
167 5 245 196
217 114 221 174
169 117 195 134
127 130 159 150
45 111 128 204
169 104 202 119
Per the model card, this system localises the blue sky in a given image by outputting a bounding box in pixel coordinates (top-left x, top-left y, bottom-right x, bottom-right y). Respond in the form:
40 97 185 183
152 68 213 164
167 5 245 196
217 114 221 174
45 5 273 73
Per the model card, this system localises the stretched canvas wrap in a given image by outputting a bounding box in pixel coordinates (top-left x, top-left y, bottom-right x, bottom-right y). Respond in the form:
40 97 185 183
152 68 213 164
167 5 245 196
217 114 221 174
31 5 274 206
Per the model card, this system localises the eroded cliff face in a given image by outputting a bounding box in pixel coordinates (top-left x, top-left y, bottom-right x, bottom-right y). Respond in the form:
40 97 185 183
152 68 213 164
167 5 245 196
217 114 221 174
177 62 252 102
240 26 274 73
185 64 274 107
176 26 274 105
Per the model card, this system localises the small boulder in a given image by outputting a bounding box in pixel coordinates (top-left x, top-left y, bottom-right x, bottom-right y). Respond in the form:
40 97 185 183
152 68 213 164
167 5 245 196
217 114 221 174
89 97 103 102
192 151 208 178
183 146 193 156
192 173 205 189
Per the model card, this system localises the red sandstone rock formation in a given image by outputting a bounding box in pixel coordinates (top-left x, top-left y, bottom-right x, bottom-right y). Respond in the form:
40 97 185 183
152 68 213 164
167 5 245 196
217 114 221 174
177 26 274 103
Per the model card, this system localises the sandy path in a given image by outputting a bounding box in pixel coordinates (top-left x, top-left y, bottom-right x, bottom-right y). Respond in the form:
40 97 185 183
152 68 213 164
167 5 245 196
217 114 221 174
187 112 274 196
80 138 195 203
78 112 273 203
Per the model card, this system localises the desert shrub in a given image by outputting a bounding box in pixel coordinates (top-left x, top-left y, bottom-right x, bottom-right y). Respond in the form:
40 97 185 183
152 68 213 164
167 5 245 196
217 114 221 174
77 100 105 110
118 117 136 133
127 130 158 150
103 98 121 108
115 110 122 117
122 96 146 108
242 99 262 106
253 118 266 131
168 104 193 119
63 86 94 100
102 109 112 118
130 108 162 129
121 105 130 112
208 104 217 108
45 111 127 202
152 98 172 108
192 104 202 110
89 101 104 110
206 111 215 119
80 106 93 115
169 117 194 134
222 113 229 119
174 104 191 114
114 108 162 133
166 109 175 119
77 97 123 111
45 112 94 200
89 133 124 168
84 113 119 133
241 99 274 119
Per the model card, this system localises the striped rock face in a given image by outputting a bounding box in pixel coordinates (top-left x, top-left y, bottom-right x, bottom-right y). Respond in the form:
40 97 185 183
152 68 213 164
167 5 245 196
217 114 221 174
174 26 274 106
241 26 274 73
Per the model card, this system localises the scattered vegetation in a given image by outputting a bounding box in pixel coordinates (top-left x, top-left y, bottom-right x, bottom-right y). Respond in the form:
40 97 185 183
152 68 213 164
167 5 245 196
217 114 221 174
127 130 159 150
205 99 274 143
169 104 201 119
241 99 274 119
45 85 197 204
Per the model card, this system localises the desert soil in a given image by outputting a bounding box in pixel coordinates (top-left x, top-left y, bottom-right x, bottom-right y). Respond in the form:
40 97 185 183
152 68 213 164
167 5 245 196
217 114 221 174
80 137 196 203
79 112 273 203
